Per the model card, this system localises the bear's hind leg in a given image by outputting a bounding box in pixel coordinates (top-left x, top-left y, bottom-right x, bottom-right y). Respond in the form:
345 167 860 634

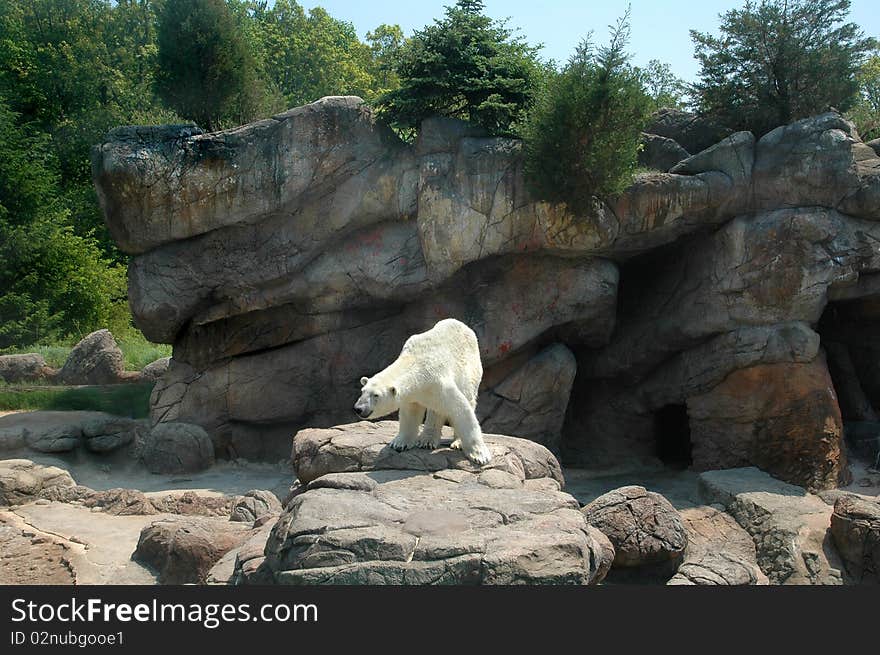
450 388 478 451
443 386 491 465
390 402 425 452
416 410 444 449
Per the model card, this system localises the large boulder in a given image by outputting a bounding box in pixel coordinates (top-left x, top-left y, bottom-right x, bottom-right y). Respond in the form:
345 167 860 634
139 422 215 474
829 494 880 584
258 421 611 585
291 420 564 487
0 354 53 383
699 467 845 585
581 486 687 571
132 516 253 584
0 459 76 506
57 329 125 385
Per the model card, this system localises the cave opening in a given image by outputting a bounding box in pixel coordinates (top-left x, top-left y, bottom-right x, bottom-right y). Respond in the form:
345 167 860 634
653 403 692 469
818 300 880 466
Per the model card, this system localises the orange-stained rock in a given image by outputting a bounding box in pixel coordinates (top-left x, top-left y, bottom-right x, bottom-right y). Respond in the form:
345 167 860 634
687 355 847 491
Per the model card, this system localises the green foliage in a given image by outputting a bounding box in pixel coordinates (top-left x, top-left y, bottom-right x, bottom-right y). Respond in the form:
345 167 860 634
691 0 877 136
374 0 543 138
251 0 380 108
0 383 153 417
367 24 406 96
0 99 126 349
523 13 652 210
847 55 880 140
637 59 688 110
156 0 263 131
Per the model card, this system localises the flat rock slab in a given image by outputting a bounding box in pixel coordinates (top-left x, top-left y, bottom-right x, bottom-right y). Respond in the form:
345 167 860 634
9 502 158 584
263 422 610 585
699 467 845 585
668 505 768 585
292 420 564 487
0 512 75 584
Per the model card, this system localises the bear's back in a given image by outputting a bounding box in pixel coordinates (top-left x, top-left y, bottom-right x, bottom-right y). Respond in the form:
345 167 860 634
401 318 478 358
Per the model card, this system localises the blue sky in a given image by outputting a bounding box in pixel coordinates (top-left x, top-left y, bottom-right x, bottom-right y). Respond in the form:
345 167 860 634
298 0 880 82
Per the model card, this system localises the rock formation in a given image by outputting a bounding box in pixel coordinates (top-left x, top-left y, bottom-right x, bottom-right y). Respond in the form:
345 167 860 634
93 98 880 490
247 422 612 585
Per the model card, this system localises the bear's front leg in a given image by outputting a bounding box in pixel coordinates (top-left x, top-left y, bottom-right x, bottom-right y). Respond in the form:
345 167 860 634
416 410 444 449
442 386 492 465
390 402 425 452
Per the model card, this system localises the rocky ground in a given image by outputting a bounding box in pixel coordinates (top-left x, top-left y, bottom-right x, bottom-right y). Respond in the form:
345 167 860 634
1 412 877 586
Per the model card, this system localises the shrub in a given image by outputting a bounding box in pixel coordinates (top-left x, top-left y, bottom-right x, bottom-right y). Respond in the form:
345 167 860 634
522 13 651 211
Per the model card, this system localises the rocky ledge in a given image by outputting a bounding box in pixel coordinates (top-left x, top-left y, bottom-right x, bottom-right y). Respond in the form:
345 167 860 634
243 422 614 585
92 98 880 493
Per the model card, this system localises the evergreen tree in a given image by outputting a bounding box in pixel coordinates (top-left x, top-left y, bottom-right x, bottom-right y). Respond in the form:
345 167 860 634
691 0 876 135
155 0 257 130
375 0 543 138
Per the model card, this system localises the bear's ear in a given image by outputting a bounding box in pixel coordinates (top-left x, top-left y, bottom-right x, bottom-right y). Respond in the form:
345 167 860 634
360 376 369 386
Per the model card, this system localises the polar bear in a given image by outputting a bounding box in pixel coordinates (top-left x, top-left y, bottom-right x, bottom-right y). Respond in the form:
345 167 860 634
353 318 491 464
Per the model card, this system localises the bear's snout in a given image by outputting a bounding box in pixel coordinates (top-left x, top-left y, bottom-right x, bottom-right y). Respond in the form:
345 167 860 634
354 404 370 419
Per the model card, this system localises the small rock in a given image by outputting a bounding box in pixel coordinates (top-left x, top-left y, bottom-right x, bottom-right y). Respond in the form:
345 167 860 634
141 356 171 381
229 490 282 523
0 459 76 506
57 329 126 385
133 517 253 584
0 353 53 383
829 494 880 584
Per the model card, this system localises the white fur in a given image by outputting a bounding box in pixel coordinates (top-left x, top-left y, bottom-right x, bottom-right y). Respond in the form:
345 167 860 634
354 318 491 464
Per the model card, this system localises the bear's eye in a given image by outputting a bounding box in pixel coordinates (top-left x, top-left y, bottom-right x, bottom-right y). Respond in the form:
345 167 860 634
371 393 378 399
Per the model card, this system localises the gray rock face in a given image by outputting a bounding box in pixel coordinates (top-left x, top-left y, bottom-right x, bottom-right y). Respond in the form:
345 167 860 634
139 422 215 473
829 494 880 583
133 516 253 584
257 421 611 585
94 100 880 489
0 459 76 506
0 354 53 383
581 486 687 569
230 490 282 523
478 343 577 454
57 330 125 385
644 108 733 154
698 468 845 585
638 132 690 171
667 506 768 585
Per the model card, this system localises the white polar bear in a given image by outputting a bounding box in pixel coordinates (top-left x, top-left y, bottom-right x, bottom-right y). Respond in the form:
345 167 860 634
353 318 491 464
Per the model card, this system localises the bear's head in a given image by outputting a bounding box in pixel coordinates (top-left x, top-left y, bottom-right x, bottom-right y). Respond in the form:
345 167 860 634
353 376 398 419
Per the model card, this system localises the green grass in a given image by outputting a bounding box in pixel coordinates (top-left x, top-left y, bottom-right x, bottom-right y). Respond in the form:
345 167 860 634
0 383 154 418
1 332 170 371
